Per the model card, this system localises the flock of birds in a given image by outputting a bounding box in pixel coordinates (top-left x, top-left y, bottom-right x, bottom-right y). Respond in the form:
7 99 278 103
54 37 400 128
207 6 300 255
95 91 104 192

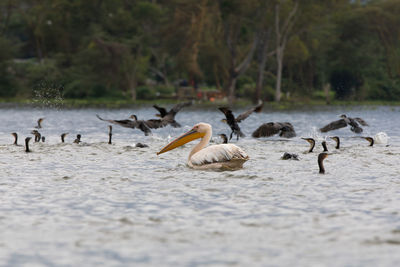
8 101 386 174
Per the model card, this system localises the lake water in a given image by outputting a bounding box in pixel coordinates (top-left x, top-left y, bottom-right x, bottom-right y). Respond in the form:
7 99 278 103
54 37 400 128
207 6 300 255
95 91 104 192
0 104 399 266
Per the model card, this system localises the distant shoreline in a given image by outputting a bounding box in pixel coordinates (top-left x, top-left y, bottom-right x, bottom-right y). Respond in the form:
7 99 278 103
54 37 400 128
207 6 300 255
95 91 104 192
0 98 399 110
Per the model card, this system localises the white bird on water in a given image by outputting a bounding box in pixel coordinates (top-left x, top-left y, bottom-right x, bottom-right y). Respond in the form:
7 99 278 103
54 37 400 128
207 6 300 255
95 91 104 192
157 122 249 170
374 132 389 145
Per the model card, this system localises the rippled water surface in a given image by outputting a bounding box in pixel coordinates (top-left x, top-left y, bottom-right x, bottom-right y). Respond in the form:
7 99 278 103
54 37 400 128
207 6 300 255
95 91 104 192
1 105 400 266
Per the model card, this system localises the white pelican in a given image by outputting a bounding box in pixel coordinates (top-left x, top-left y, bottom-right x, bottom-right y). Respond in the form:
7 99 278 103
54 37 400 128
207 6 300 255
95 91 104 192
374 132 389 145
157 123 249 170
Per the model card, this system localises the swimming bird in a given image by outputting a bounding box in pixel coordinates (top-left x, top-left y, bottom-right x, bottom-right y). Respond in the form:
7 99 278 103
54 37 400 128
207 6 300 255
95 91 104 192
96 114 152 136
108 125 112 144
320 114 368 133
252 122 296 138
61 133 68 143
363 137 374 146
318 152 329 174
25 137 32 152
153 101 192 127
35 118 44 129
302 138 315 153
219 101 263 140
11 132 19 145
135 143 149 148
157 122 249 170
218 134 228 144
73 134 81 144
322 141 328 152
330 136 340 149
281 152 299 160
31 130 41 142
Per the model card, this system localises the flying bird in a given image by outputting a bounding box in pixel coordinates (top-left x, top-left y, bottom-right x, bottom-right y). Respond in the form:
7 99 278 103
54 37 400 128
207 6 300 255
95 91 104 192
96 114 152 136
320 114 368 133
157 122 249 170
153 101 192 127
252 122 296 138
218 107 245 140
218 101 263 140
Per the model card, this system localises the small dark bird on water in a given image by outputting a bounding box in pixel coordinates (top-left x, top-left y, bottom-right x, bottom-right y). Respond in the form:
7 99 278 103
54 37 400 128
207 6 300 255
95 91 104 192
320 114 368 134
330 136 340 149
11 132 18 145
73 134 81 144
281 152 299 160
135 143 149 148
35 118 44 129
31 130 41 142
302 138 315 153
108 125 112 144
218 134 228 144
25 137 32 152
252 122 296 138
322 141 328 152
363 137 374 147
61 133 68 143
318 152 329 174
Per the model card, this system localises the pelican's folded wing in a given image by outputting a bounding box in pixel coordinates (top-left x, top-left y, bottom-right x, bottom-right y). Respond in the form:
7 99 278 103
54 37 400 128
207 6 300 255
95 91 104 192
190 144 248 166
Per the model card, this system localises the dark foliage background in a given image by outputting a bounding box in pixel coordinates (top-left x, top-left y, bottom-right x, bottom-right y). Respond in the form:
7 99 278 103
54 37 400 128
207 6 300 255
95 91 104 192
0 0 399 103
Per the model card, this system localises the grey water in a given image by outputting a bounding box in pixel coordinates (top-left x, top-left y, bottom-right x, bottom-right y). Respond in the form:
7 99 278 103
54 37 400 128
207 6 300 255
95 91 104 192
1 105 400 266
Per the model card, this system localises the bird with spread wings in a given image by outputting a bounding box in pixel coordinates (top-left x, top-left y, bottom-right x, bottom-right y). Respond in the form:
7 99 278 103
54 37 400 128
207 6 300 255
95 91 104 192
319 114 368 133
152 101 192 127
218 101 263 140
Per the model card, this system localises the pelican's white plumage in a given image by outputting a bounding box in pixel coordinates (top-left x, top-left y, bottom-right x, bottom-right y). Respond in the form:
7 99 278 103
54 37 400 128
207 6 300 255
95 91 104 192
190 143 248 168
374 132 389 144
157 123 249 170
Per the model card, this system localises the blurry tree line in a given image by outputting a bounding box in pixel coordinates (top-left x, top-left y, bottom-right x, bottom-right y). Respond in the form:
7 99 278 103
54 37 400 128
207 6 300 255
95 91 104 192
0 0 399 104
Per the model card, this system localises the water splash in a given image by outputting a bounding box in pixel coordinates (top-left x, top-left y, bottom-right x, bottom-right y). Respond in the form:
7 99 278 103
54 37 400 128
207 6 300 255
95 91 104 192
32 81 64 109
